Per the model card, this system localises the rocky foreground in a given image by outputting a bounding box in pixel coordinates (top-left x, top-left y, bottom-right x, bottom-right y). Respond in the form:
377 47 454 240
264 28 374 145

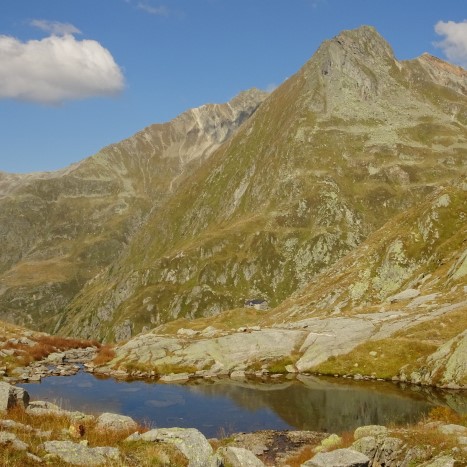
1 380 466 466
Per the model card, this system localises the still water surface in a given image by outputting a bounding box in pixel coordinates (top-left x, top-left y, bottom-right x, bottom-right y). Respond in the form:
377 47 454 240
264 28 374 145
22 372 466 438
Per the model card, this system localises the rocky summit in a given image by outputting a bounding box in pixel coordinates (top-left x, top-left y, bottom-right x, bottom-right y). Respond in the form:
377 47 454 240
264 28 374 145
0 26 466 386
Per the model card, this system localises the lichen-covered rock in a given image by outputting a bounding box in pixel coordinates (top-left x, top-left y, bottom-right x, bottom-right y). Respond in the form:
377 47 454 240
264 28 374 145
354 425 388 440
96 412 138 432
42 440 119 465
417 330 467 388
218 446 265 466
141 427 215 467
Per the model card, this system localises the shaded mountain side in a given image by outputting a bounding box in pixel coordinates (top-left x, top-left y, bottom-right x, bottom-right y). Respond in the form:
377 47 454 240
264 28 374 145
59 26 466 341
0 90 267 331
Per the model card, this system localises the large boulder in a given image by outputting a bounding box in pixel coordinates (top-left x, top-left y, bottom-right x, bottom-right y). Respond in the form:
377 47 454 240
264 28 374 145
141 427 217 467
43 440 120 466
0 382 29 411
96 412 138 432
302 448 370 467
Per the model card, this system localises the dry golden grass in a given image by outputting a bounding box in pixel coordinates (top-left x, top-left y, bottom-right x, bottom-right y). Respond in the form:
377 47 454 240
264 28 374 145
92 345 116 366
1 405 188 466
282 445 315 467
0 334 100 371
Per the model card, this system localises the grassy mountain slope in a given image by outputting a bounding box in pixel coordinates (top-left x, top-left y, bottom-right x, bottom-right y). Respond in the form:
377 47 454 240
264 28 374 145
59 26 466 341
0 90 266 331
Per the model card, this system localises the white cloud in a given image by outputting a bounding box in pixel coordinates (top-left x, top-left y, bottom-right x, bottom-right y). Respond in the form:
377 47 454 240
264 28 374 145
0 34 125 104
137 2 169 16
30 19 82 36
434 20 467 67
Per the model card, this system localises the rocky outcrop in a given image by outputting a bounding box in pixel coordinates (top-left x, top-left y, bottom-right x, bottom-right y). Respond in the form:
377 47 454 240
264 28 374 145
412 330 467 388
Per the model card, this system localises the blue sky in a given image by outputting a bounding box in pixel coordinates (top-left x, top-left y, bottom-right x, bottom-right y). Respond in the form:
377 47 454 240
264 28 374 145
1 0 466 173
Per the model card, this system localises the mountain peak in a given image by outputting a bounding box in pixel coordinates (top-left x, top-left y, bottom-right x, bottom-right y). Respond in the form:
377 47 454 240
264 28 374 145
330 25 395 61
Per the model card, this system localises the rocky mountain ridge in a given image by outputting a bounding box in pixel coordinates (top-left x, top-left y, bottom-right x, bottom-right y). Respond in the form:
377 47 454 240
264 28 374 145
57 26 466 342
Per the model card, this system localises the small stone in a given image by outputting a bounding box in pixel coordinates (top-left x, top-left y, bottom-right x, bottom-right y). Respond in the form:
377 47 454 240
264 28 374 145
369 351 377 357
159 373 191 383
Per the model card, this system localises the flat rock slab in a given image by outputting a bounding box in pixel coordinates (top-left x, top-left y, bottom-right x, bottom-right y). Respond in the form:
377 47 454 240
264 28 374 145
43 440 120 466
141 427 214 467
303 448 370 467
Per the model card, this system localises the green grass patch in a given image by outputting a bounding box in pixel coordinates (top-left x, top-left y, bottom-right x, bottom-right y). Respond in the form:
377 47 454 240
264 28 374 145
312 338 437 379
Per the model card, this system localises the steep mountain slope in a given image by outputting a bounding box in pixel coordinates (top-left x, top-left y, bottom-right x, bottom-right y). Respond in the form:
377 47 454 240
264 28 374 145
59 26 466 341
0 90 267 331
101 182 466 388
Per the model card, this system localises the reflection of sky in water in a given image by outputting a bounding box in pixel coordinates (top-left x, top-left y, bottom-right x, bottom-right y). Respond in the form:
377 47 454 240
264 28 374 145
21 372 466 438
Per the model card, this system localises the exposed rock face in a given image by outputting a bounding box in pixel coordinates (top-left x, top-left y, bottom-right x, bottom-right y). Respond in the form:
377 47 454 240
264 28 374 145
415 330 467 388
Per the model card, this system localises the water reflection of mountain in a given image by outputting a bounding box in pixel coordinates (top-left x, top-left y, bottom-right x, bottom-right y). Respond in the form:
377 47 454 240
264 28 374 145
186 376 466 433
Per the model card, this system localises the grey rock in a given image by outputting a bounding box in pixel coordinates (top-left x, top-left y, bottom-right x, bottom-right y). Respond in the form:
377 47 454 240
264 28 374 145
160 373 191 383
400 445 432 467
0 381 29 411
27 452 44 463
43 440 120 466
96 412 138 432
387 288 420 302
420 455 456 467
438 424 467 436
351 436 377 459
141 427 214 467
218 446 265 466
46 352 66 364
124 432 142 442
230 370 246 379
0 431 29 451
302 448 370 466
375 437 404 465
354 425 388 440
